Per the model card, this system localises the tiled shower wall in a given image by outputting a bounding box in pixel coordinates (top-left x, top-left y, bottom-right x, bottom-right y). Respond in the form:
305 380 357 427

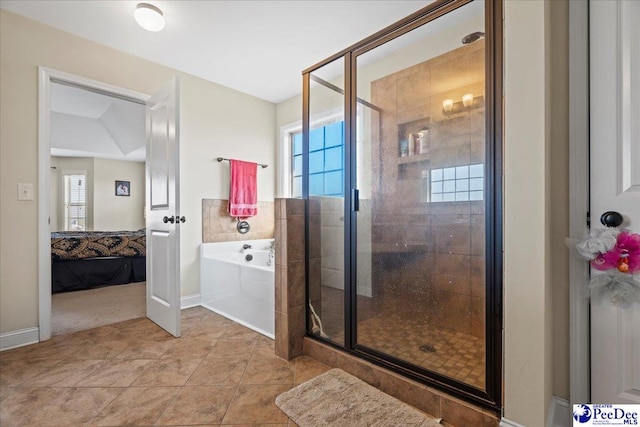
202 199 274 243
274 198 306 360
369 40 486 339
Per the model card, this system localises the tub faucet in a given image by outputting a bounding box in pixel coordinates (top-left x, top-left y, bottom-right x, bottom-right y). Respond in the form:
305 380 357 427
242 244 252 251
267 241 275 267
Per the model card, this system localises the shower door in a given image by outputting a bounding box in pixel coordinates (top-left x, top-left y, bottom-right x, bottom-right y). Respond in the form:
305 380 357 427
351 0 492 394
305 58 346 348
304 0 502 410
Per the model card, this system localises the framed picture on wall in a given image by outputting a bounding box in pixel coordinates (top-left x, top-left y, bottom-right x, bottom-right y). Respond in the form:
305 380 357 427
115 180 130 197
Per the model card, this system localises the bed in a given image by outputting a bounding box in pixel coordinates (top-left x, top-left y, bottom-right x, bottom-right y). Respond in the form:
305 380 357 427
51 229 146 293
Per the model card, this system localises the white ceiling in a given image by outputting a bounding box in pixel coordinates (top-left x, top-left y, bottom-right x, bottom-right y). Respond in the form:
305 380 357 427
50 83 146 162
0 0 431 103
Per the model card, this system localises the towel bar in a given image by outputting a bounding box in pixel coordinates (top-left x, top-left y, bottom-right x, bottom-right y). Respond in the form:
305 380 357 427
216 157 268 168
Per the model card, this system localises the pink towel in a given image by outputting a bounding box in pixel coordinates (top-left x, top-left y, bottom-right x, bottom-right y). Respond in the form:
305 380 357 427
228 159 258 219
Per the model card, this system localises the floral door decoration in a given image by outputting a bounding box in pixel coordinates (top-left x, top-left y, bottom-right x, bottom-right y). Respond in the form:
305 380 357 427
576 228 640 307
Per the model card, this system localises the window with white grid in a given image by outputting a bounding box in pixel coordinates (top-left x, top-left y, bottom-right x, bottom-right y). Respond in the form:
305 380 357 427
430 163 484 202
290 120 345 198
64 174 87 231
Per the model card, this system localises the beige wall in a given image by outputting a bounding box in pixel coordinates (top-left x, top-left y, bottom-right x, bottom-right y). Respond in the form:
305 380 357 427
93 158 145 231
504 0 550 422
50 157 145 232
0 10 276 334
503 0 571 424
549 0 570 401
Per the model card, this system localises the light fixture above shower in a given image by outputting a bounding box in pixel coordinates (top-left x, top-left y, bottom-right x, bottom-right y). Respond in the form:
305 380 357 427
461 31 485 44
442 93 483 115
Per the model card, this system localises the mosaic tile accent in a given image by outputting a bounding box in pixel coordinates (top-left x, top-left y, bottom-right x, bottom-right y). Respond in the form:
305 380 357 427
314 286 485 389
357 315 485 389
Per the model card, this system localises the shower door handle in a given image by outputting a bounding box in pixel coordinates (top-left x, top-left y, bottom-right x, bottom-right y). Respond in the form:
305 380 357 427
352 188 360 212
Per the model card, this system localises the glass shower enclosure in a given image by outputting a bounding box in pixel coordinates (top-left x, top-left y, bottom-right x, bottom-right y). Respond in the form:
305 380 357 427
302 0 502 410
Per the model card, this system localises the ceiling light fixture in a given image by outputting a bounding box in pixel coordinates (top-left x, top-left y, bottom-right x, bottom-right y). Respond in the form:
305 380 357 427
134 3 165 32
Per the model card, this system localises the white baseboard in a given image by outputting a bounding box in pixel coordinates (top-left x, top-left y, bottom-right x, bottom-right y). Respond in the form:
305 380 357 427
0 327 40 351
500 418 526 427
500 396 572 427
2 296 201 351
548 396 571 427
500 396 570 427
181 294 201 309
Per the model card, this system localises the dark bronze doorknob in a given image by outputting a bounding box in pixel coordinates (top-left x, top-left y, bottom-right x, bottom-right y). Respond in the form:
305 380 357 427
600 211 623 228
179 216 186 223
163 216 175 224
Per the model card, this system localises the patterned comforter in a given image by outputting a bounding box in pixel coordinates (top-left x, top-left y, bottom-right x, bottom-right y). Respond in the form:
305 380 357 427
51 230 146 261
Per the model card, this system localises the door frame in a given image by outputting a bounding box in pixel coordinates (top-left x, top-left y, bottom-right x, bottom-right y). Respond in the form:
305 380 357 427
37 67 149 341
569 0 590 405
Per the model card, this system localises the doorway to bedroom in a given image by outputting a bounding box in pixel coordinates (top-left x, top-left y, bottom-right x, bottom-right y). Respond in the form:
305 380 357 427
44 77 149 336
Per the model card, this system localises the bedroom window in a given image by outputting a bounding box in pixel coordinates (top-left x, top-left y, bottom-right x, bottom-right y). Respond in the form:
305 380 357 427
64 174 86 231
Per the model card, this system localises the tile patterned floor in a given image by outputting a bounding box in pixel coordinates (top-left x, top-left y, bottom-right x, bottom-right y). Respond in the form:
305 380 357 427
317 287 485 389
0 307 331 427
357 315 485 389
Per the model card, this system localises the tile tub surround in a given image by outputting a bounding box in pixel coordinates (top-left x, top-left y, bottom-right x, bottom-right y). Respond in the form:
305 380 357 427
274 198 306 361
202 199 274 243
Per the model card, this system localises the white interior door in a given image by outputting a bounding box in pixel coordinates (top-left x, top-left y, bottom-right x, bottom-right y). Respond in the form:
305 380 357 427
590 0 640 404
146 77 181 337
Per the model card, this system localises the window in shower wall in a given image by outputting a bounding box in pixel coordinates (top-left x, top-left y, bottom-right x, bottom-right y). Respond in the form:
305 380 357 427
430 163 484 202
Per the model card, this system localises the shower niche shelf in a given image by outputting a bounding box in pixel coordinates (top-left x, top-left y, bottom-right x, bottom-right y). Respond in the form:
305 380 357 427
397 117 431 163
397 153 431 165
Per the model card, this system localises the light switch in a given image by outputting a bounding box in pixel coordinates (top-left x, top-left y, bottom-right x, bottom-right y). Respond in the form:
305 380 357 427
18 183 34 201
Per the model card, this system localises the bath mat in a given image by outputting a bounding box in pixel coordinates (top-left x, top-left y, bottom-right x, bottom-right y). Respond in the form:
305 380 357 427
275 368 442 427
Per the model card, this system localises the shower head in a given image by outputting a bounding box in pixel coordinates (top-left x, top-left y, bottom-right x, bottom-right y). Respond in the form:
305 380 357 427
461 31 485 45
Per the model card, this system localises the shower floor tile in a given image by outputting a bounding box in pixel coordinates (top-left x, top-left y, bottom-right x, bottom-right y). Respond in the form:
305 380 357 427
317 286 485 389
357 314 485 389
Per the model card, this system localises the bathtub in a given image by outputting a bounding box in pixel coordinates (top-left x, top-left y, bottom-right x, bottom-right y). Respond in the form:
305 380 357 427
200 239 275 338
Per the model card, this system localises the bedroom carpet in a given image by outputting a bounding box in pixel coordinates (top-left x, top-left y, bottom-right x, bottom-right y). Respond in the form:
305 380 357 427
52 282 146 336
276 368 442 427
